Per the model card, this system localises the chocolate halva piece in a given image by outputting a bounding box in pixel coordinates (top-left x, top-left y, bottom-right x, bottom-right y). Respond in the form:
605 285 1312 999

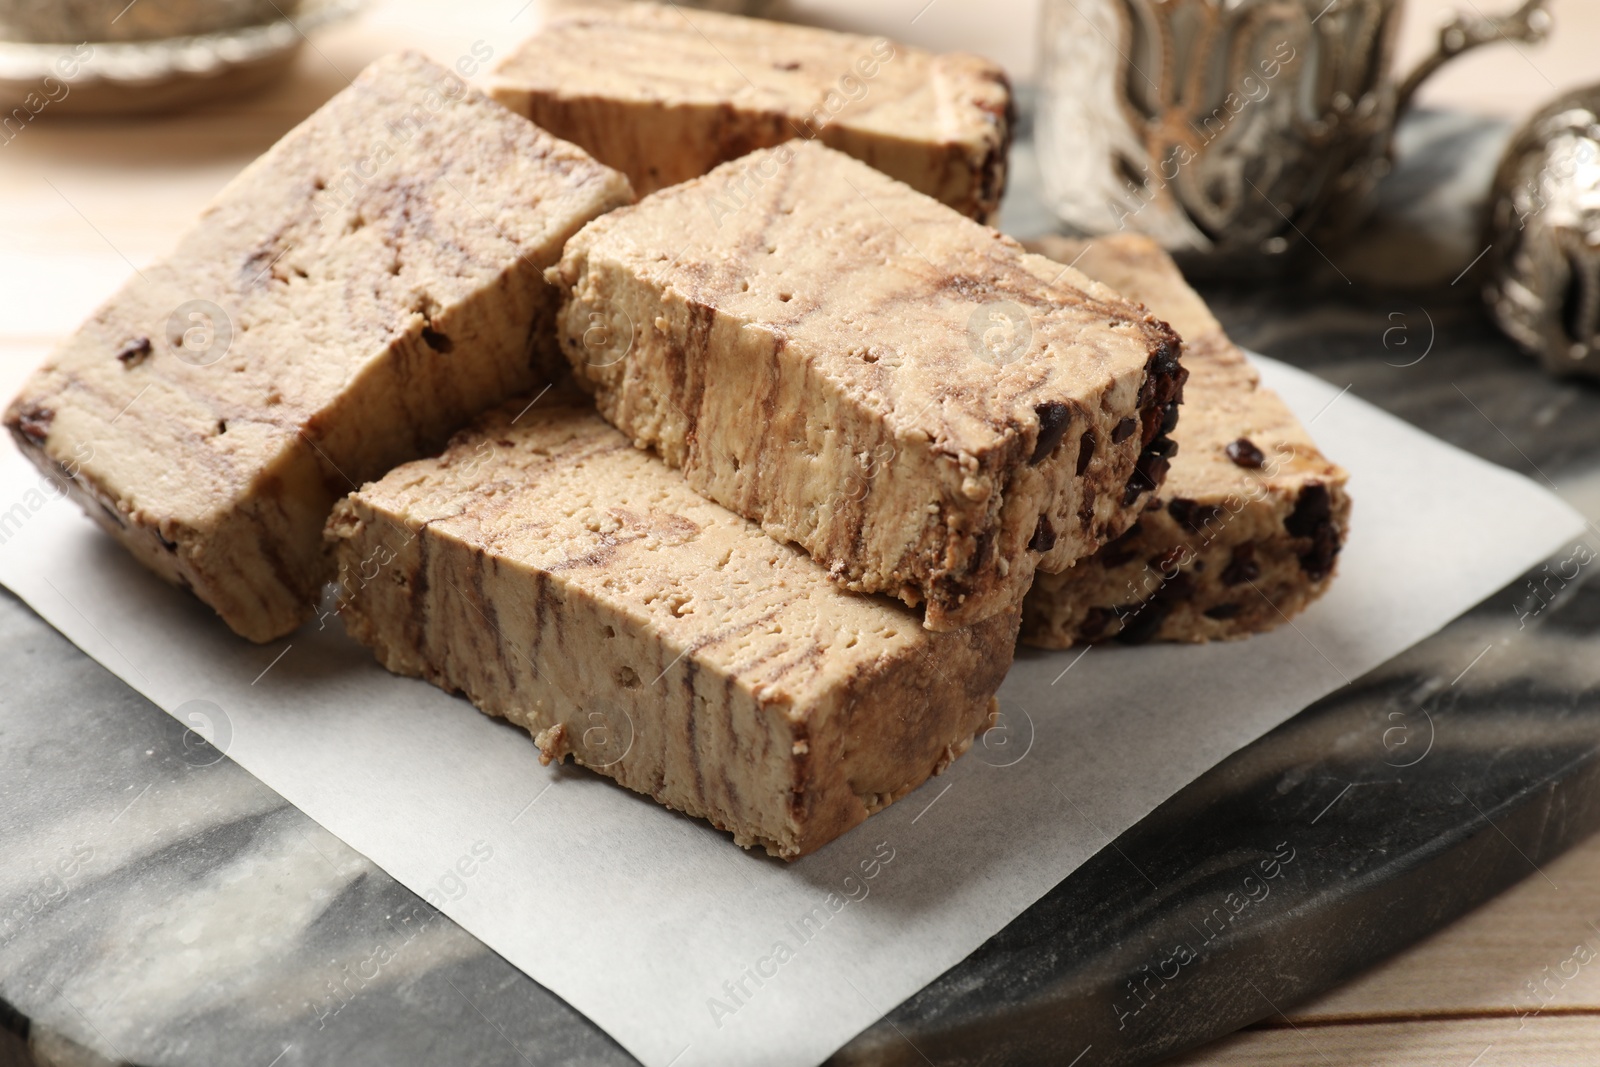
327 397 1018 858
490 0 1011 221
4 52 633 641
550 141 1183 630
1021 235 1351 647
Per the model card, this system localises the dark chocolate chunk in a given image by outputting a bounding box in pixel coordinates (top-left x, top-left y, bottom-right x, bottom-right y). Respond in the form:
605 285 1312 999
1031 401 1073 464
116 336 153 367
1300 525 1341 580
1168 497 1223 534
1136 343 1188 445
1146 451 1173 486
12 404 53 446
1079 606 1114 640
421 327 454 354
1115 598 1171 645
1076 486 1097 529
1075 429 1096 476
1159 571 1194 600
1226 437 1265 468
1284 483 1331 537
1139 407 1158 442
1136 338 1181 402
1149 335 1183 382
1160 399 1180 435
1111 417 1137 443
1204 603 1242 620
1122 446 1171 506
1111 570 1193 645
1028 514 1057 553
1221 542 1260 586
1098 523 1143 568
1288 485 1341 579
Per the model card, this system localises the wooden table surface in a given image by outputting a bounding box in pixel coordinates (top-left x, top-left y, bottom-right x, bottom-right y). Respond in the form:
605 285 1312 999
1 2 1597 1065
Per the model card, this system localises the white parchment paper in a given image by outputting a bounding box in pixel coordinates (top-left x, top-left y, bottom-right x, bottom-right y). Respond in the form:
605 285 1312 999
0 356 1585 1067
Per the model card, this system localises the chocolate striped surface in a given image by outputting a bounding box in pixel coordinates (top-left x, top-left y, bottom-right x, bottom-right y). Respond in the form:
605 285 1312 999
328 396 1017 858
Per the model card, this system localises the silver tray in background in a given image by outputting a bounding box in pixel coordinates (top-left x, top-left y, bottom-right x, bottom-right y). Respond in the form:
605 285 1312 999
0 0 361 116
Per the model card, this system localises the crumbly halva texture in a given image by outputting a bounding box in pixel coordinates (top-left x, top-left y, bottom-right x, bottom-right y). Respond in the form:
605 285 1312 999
1021 235 1351 647
4 52 634 643
490 0 1012 221
551 142 1184 631
327 396 1018 859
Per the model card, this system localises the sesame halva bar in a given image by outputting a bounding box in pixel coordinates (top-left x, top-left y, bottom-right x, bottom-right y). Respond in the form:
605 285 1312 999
327 396 1018 858
489 0 1011 221
550 142 1184 630
1021 235 1350 646
5 52 633 641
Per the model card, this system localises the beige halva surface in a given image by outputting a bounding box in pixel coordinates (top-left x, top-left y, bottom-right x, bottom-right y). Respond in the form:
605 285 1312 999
1022 234 1351 647
327 395 1018 859
490 0 1013 221
553 140 1184 632
4 52 634 642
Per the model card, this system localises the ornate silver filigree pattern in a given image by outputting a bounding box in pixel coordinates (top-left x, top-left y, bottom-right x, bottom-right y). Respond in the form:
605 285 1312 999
1037 0 1550 262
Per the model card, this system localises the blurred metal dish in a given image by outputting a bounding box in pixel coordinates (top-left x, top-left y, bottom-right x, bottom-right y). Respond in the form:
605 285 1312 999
0 0 301 44
1035 0 1551 268
0 0 361 116
1484 82 1600 378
